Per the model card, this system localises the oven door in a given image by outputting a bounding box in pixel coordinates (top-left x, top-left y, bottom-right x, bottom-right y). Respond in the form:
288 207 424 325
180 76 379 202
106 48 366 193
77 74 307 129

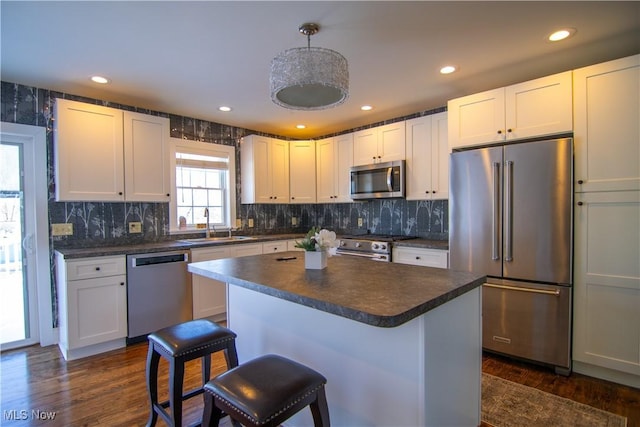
336 250 389 262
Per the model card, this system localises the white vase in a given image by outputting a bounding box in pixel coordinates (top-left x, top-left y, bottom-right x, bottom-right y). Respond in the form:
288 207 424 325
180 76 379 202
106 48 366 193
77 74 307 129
305 250 328 270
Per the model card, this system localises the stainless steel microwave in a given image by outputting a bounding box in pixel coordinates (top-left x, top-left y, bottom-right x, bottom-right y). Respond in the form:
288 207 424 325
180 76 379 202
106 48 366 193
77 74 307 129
350 160 405 199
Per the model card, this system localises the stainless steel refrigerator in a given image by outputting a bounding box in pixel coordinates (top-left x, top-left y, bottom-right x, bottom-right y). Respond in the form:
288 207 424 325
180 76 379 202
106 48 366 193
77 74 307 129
449 137 573 374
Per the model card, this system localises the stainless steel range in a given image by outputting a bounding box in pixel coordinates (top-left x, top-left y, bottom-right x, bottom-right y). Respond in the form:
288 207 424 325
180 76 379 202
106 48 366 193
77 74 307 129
337 235 416 262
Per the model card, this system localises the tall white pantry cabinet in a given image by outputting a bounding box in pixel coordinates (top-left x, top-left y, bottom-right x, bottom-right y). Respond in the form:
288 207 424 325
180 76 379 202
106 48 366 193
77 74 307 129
572 54 640 388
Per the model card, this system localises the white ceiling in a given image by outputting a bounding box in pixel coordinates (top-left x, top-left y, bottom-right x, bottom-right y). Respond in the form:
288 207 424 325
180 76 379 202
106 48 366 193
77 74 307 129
2 1 639 139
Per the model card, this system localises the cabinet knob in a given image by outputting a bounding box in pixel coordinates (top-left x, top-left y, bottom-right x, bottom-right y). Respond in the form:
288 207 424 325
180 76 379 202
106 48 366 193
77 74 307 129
273 196 277 200
577 180 584 184
415 256 421 260
118 191 123 196
95 267 101 271
120 282 125 286
507 128 513 133
497 130 503 135
166 193 170 197
269 196 273 199
432 191 437 194
577 201 584 206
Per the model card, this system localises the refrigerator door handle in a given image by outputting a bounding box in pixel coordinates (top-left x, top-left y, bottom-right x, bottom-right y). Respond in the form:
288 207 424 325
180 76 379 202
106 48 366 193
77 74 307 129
484 283 561 296
492 162 500 261
504 160 513 262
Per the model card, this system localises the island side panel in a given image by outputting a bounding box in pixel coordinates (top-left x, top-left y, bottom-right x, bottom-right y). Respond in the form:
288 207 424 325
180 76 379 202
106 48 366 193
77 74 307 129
227 285 481 427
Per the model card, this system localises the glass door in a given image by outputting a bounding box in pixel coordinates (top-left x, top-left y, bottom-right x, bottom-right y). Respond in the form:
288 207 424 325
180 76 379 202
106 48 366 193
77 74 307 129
0 141 38 348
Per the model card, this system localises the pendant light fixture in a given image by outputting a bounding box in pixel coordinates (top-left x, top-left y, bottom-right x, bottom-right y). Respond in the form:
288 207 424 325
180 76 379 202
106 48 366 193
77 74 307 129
270 23 349 110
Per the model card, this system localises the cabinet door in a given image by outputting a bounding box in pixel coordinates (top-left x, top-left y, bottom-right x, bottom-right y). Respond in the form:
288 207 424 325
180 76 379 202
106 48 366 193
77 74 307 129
289 141 316 203
269 139 290 203
191 247 230 319
67 275 127 348
253 136 273 203
505 71 572 141
405 115 432 200
54 99 125 201
316 137 337 203
448 88 505 149
377 122 406 163
353 128 378 166
431 112 449 200
123 112 170 201
573 191 640 376
574 55 640 192
334 133 354 202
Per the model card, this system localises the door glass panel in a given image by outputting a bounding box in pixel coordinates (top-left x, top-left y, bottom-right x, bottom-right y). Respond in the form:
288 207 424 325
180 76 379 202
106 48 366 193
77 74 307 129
0 142 29 344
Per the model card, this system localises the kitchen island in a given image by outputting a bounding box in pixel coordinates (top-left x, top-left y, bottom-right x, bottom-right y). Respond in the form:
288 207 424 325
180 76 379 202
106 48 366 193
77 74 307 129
188 252 484 426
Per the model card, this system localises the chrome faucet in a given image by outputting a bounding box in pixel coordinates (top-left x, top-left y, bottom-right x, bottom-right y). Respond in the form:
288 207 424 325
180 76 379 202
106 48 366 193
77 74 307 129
204 208 210 238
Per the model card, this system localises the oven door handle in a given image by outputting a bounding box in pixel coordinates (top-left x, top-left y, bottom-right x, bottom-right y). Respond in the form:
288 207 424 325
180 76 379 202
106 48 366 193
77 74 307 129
337 250 388 260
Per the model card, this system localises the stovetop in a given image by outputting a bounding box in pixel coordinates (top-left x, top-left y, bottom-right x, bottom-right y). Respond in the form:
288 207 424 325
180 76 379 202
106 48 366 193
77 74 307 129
340 234 417 243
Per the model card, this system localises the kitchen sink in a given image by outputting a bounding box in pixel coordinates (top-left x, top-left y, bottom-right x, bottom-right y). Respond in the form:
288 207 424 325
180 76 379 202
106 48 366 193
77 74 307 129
179 235 256 243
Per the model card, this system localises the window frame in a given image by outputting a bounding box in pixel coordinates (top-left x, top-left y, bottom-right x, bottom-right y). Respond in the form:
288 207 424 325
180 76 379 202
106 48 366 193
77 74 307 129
169 137 236 233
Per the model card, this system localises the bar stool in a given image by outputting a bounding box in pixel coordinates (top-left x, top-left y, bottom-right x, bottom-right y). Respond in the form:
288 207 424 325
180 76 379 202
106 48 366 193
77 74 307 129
202 354 330 427
146 319 238 427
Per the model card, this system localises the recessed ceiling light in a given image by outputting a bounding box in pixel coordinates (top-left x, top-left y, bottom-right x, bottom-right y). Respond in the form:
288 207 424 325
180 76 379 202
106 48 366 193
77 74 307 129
90 75 110 84
296 124 306 129
360 105 373 111
218 106 232 112
548 28 576 42
440 65 457 74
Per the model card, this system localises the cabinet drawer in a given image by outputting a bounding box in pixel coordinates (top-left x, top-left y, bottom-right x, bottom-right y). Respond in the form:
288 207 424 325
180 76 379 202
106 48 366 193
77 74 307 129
191 246 230 262
66 256 126 281
262 241 288 253
393 247 448 268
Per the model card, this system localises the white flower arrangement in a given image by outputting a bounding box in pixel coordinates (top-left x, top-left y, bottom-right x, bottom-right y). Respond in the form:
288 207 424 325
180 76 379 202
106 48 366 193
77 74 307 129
295 227 338 255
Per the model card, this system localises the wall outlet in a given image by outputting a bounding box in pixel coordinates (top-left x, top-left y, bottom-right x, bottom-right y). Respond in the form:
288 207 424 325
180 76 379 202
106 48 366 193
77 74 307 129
129 222 142 233
236 218 242 228
292 217 297 226
52 223 73 236
358 218 363 227
248 218 254 228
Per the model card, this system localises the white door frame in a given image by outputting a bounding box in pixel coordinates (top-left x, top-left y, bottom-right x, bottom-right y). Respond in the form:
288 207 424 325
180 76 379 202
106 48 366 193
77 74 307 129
0 122 55 347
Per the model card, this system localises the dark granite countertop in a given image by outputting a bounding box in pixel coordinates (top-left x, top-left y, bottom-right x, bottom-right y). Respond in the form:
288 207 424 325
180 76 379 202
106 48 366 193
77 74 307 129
188 251 483 328
393 239 449 250
54 234 304 259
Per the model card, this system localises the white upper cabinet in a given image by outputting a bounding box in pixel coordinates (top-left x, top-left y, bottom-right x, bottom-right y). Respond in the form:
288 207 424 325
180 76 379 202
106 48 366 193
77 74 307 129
123 111 171 201
405 112 449 200
353 122 406 166
573 54 639 192
316 134 353 203
241 135 290 204
289 140 316 203
54 100 125 201
448 71 573 149
54 98 170 202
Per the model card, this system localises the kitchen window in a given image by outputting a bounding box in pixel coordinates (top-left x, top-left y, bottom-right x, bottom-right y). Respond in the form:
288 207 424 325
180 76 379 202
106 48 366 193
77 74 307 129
169 138 236 233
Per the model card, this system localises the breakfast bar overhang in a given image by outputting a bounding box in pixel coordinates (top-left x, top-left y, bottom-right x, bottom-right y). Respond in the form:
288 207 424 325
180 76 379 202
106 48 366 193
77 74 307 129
188 252 485 426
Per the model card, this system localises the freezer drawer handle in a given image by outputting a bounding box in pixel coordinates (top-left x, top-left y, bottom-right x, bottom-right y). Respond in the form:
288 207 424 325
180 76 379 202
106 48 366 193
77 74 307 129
484 283 560 296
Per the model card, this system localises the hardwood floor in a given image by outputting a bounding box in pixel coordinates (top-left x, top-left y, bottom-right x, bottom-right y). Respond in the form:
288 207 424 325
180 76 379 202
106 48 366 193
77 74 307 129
1 343 639 426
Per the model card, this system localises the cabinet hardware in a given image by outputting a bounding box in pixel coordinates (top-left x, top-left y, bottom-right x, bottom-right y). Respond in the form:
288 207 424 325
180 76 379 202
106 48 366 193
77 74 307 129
577 180 584 184
497 130 503 135
507 128 513 133
95 267 100 271
120 282 124 286
577 201 584 206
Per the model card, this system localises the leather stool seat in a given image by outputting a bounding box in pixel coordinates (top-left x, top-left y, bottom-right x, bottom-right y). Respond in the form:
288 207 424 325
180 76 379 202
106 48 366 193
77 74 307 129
202 354 330 427
146 319 238 427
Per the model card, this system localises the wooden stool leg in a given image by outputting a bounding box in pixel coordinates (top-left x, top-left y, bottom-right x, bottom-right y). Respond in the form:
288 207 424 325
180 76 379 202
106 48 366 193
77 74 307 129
202 391 224 427
169 358 185 427
310 387 331 427
224 341 239 369
145 344 160 427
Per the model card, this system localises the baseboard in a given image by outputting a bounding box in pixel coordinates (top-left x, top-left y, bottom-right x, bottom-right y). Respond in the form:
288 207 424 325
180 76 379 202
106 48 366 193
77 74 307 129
58 338 126 361
572 360 640 389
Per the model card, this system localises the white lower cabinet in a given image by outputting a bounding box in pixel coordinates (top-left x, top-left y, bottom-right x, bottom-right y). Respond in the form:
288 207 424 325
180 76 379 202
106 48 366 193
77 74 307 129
191 243 263 320
262 241 288 254
392 247 448 269
572 191 640 387
55 254 127 360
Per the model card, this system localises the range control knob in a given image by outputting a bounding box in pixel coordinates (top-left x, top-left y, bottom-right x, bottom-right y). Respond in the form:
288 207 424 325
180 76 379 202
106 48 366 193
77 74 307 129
380 243 387 251
355 242 362 248
372 243 379 250
340 241 346 247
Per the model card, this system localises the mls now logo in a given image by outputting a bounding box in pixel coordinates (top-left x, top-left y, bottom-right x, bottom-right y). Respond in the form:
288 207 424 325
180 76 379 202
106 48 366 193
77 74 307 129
3 410 28 420
3 409 57 421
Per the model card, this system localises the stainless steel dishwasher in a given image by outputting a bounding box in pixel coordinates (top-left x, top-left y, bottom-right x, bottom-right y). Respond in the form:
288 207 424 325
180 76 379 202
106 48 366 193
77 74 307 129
126 250 192 343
